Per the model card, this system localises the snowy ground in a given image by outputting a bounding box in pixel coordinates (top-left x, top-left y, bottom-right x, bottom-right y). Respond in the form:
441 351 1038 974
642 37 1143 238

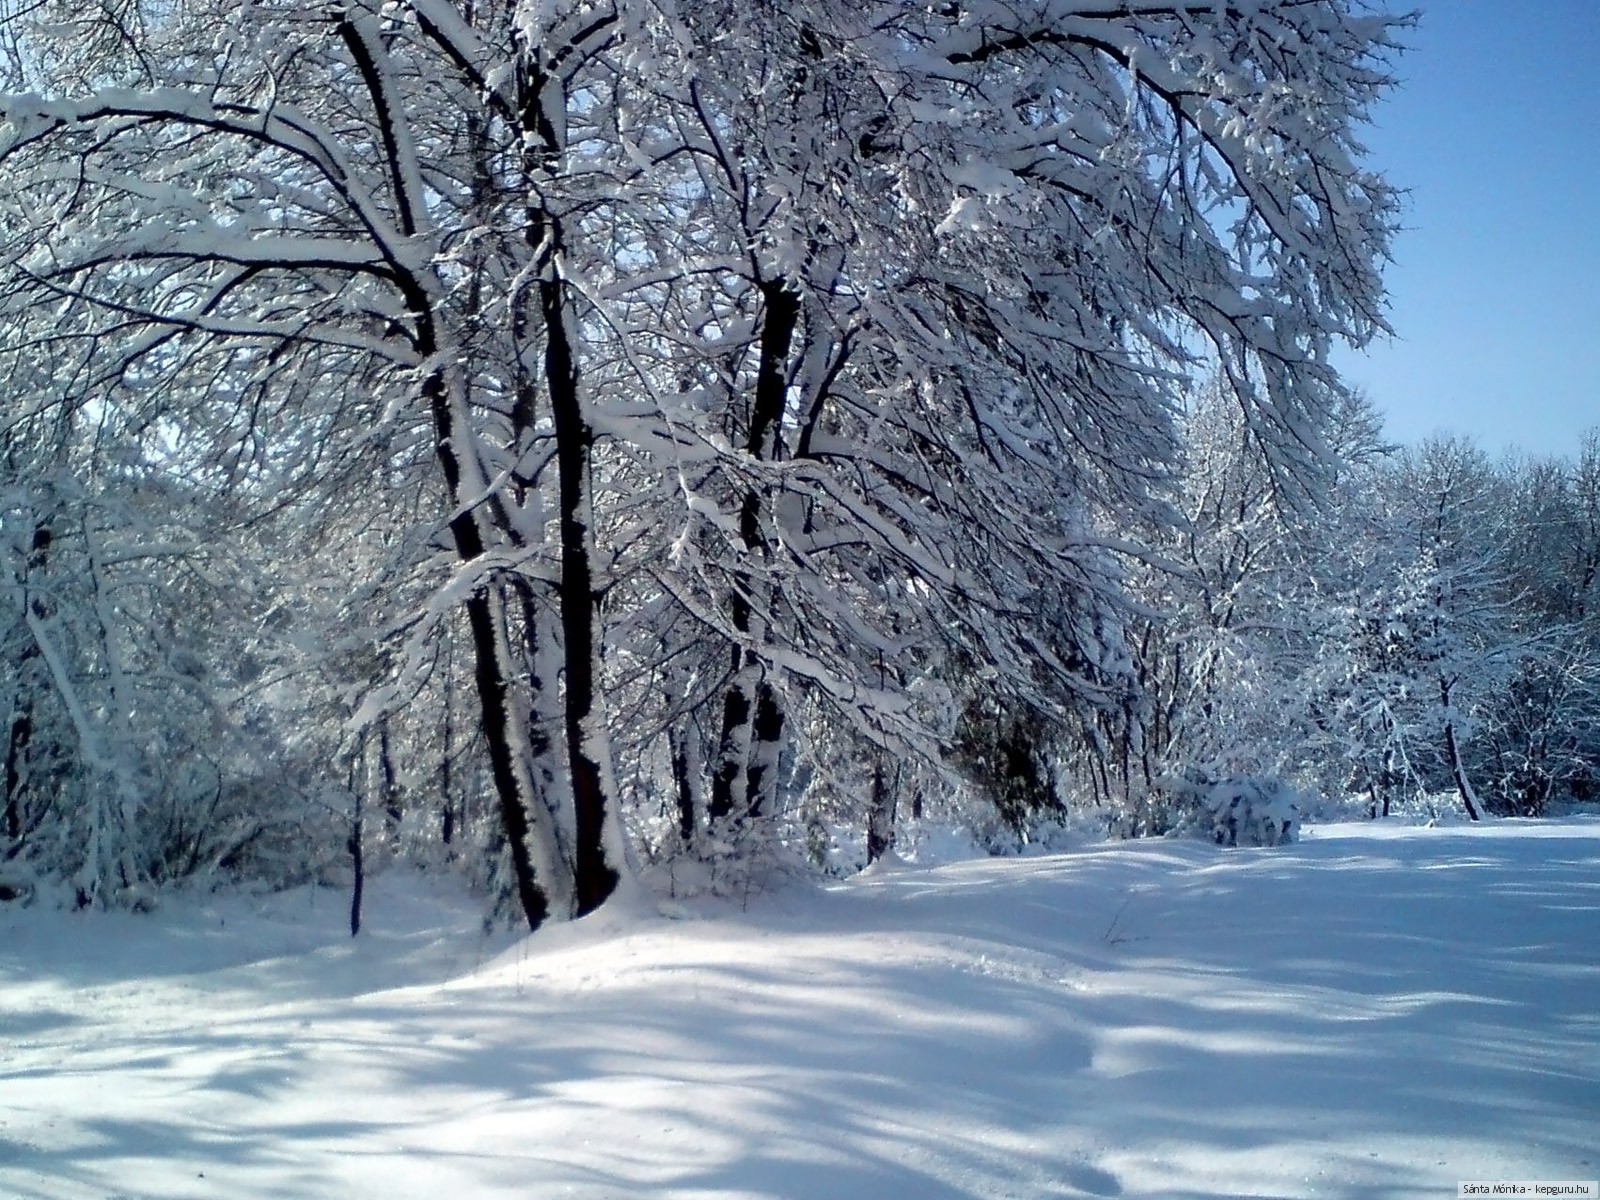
2 819 1597 1200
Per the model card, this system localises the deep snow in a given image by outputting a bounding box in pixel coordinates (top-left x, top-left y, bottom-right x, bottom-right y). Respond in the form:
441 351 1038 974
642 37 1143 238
2 819 1597 1199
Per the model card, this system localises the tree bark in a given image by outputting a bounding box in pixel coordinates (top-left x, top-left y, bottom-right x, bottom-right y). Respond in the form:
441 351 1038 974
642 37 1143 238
517 46 622 917
4 521 52 845
711 280 800 826
438 645 456 848
866 758 897 864
668 723 702 845
349 10 567 927
744 682 784 820
348 775 365 938
419 331 566 928
378 718 402 844
3 702 29 843
1440 678 1484 821
542 263 619 917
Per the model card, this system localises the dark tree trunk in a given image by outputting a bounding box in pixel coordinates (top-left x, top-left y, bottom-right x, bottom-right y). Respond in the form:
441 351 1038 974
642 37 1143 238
438 652 456 847
348 751 365 938
668 724 701 844
465 587 555 926
350 20 558 929
541 260 618 918
709 668 752 822
3 701 31 843
4 522 51 845
513 583 573 856
421 337 554 929
378 719 403 843
1441 678 1483 821
744 682 784 820
866 758 897 864
1444 719 1484 821
711 280 801 826
509 48 622 920
1377 747 1396 819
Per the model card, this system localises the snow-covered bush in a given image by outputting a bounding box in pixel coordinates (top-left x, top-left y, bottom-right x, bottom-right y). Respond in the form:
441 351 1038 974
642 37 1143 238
0 861 35 905
1149 774 1301 847
1192 778 1302 846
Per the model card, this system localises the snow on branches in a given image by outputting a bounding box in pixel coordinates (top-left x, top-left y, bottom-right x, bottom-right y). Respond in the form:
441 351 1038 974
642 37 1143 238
0 1 1409 912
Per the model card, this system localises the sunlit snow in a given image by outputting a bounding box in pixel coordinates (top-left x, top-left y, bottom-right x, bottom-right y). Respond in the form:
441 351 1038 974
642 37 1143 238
3 818 1596 1199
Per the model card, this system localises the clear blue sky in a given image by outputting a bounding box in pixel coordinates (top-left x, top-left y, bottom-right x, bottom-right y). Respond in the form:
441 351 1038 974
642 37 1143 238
1334 1 1600 459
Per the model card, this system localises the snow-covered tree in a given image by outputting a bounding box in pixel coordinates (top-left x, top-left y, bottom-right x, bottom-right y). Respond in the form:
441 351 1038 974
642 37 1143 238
0 349 301 904
1473 435 1600 813
1 0 1408 909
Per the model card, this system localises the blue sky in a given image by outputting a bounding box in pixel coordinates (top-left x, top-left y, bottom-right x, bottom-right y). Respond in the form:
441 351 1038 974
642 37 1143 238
1333 1 1600 459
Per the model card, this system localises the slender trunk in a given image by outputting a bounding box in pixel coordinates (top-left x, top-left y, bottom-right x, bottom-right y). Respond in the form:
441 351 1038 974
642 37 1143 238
349 773 365 938
1440 678 1483 821
353 13 567 928
378 718 402 844
505 195 572 876
419 326 563 928
542 266 619 917
1443 719 1484 821
4 521 51 844
668 723 702 844
465 587 561 924
439 777 455 845
438 647 456 847
710 657 755 821
866 758 897 864
744 682 784 819
3 704 29 843
711 281 800 826
511 45 624 918
1379 743 1397 818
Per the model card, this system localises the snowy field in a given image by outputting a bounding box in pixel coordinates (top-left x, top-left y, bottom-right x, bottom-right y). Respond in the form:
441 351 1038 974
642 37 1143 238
2 819 1597 1200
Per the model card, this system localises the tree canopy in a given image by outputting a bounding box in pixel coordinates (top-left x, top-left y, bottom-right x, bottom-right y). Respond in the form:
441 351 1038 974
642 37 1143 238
4 1 1520 922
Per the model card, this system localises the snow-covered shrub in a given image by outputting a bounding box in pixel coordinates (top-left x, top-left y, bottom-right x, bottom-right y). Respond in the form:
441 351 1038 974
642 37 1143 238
1147 773 1302 846
949 704 1065 837
1192 777 1302 846
0 861 36 905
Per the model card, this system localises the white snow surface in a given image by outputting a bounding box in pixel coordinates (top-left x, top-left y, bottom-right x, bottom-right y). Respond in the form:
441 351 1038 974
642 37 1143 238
3 819 1598 1199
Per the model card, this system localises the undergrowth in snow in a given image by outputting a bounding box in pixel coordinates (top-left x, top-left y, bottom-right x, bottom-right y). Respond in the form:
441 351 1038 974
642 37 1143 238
2 820 1597 1199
